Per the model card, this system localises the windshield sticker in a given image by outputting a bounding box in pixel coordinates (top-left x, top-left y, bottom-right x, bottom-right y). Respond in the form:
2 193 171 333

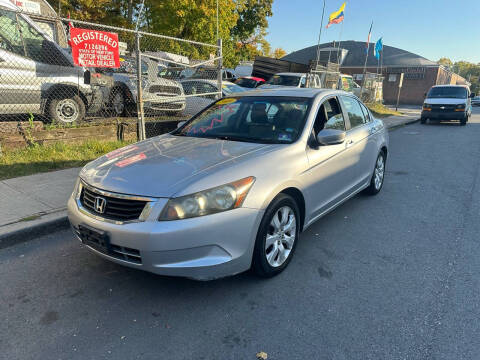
278 133 292 142
105 145 138 159
115 152 147 168
216 98 237 105
188 104 237 134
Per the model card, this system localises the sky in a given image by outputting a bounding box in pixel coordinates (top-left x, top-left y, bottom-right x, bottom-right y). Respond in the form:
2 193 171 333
265 0 479 64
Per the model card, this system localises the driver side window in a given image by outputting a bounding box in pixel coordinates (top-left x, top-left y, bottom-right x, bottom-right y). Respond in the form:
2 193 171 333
0 9 25 57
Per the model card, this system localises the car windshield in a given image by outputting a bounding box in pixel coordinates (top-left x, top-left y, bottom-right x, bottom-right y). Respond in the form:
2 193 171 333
173 96 311 144
265 75 301 86
427 87 467 99
235 78 257 88
222 83 246 95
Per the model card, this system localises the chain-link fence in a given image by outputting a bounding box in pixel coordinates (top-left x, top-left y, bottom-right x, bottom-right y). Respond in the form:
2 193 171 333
0 5 222 141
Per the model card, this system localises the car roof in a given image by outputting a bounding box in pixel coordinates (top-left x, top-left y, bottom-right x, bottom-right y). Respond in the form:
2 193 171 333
275 72 307 77
0 0 18 10
225 87 349 99
431 85 469 88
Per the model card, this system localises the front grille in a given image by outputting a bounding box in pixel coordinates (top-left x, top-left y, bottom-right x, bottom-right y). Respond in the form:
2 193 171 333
431 104 456 111
80 186 147 222
149 85 181 95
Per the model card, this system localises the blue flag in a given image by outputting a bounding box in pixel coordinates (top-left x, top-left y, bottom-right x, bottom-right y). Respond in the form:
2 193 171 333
374 37 383 59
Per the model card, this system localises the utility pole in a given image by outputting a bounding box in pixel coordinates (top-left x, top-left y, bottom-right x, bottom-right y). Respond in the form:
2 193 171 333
216 0 219 40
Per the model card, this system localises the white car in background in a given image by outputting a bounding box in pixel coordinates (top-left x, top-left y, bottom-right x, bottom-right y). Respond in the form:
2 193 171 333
259 72 322 89
179 79 246 116
99 56 186 116
471 96 480 106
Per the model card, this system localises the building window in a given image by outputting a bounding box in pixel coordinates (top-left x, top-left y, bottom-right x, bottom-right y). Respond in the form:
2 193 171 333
388 74 397 82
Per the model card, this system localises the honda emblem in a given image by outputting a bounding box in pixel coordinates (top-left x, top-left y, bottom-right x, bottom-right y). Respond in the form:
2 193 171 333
94 196 107 214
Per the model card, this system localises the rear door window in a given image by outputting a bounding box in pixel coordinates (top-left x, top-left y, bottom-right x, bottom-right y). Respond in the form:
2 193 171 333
359 103 372 122
340 96 367 129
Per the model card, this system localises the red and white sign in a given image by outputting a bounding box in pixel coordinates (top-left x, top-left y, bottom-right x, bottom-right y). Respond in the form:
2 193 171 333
70 28 120 68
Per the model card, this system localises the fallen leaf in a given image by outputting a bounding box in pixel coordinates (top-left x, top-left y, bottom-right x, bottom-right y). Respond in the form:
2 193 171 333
256 351 268 359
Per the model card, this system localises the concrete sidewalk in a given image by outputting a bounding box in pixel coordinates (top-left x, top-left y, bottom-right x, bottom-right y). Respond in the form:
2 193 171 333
0 112 419 246
0 167 80 247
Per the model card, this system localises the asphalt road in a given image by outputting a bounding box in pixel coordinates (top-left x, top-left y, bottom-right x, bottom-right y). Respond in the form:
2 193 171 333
1 109 480 360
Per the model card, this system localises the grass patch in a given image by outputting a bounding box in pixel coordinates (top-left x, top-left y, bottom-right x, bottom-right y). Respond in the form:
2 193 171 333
20 215 41 222
0 140 133 180
366 102 402 118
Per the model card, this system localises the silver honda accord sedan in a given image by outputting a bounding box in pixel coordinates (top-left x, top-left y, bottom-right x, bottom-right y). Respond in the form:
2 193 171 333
68 88 388 280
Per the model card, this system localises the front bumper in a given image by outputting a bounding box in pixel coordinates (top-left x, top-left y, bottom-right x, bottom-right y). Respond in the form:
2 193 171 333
67 196 263 280
421 110 466 120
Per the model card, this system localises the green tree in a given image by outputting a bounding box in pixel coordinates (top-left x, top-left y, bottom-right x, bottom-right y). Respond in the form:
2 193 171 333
273 47 287 59
437 57 453 68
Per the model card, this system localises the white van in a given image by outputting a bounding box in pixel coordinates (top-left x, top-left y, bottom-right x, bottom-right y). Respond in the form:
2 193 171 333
421 85 474 126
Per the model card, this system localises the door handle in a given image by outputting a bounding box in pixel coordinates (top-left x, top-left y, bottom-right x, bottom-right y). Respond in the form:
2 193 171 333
346 139 354 148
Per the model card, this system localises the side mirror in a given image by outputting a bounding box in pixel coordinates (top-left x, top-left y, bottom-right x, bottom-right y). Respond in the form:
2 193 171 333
177 121 186 128
316 129 346 146
470 93 476 98
423 92 427 98
84 70 91 85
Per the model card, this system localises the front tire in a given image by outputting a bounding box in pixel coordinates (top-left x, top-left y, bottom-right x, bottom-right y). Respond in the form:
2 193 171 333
48 95 86 124
252 194 300 278
460 116 467 126
421 117 426 124
364 151 386 195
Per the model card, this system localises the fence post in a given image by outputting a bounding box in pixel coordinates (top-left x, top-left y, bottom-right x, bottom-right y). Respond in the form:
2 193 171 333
135 32 146 141
217 38 223 99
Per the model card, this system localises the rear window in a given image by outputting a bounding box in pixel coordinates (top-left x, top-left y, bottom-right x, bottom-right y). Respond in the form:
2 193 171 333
265 75 302 87
235 78 257 88
427 87 467 99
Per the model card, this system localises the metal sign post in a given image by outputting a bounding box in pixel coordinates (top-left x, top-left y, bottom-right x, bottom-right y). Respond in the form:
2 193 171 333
217 38 223 99
395 72 404 111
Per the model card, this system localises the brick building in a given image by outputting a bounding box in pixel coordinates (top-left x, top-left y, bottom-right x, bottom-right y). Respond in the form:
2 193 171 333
282 41 468 105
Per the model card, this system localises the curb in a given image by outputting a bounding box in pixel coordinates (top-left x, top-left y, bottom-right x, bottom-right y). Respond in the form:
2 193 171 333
386 118 420 131
0 215 69 250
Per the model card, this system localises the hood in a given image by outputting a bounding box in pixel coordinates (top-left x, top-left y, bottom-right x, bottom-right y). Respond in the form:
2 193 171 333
425 98 467 105
79 135 270 197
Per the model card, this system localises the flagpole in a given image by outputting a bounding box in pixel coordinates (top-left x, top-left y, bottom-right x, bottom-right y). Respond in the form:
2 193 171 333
360 21 373 101
336 19 344 65
315 0 327 68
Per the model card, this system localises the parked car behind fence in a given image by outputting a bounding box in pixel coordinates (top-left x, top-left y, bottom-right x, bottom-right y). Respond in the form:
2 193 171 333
0 0 110 123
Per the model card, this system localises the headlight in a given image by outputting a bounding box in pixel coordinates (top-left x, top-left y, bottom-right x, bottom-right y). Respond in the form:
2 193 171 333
71 178 81 199
456 104 466 109
159 177 255 221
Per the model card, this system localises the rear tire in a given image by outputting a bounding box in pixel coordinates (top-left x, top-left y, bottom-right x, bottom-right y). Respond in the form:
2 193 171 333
252 194 300 278
364 151 386 195
110 87 126 117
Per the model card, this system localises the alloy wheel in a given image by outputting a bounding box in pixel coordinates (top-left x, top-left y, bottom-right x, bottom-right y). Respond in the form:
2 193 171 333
374 154 385 190
265 206 297 267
